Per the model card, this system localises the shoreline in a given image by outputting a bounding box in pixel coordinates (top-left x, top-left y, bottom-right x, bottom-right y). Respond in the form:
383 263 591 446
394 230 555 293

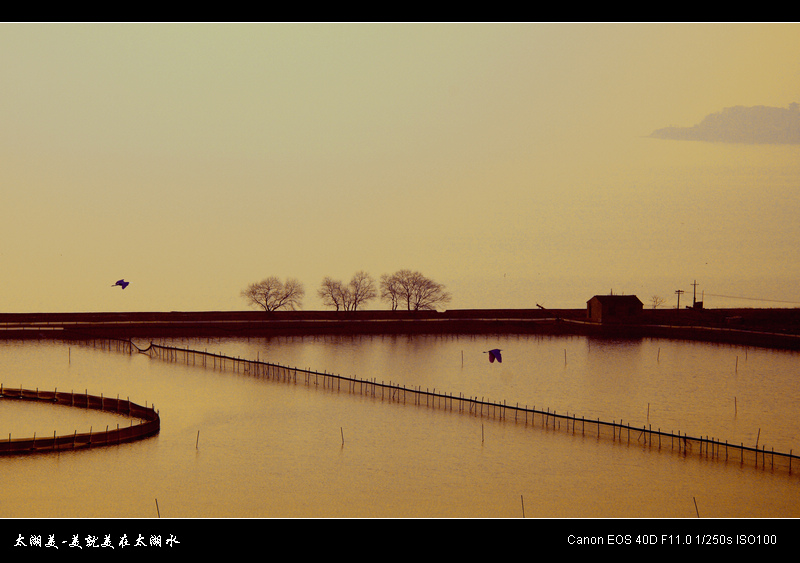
1 308 799 351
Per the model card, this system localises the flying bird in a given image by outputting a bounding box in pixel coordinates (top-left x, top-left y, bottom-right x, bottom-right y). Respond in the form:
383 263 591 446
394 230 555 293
484 349 502 363
112 279 130 289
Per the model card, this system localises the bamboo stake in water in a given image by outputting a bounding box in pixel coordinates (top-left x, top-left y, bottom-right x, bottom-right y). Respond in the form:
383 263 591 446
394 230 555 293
155 498 160 518
196 430 200 449
341 427 344 446
693 497 699 518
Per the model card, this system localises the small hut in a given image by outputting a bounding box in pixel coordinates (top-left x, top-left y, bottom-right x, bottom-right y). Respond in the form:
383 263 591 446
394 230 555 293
587 295 643 323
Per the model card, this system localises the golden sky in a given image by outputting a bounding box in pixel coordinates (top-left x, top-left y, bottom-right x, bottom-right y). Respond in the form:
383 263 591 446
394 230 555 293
2 23 799 312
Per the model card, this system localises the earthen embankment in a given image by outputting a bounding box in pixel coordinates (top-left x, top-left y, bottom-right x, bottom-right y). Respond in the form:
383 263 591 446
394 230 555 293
1 308 799 350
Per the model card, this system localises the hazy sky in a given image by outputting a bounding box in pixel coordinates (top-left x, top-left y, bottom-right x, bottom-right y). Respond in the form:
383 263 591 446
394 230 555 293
2 23 799 312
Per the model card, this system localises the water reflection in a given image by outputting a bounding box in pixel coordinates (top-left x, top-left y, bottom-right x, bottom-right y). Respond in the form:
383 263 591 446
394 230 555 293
0 335 799 517
185 333 800 452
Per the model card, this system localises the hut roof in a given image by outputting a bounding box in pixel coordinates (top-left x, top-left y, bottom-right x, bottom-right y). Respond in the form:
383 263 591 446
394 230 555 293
587 295 643 306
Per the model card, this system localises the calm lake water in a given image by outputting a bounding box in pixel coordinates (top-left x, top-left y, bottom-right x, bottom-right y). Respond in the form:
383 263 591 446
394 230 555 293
1 333 799 518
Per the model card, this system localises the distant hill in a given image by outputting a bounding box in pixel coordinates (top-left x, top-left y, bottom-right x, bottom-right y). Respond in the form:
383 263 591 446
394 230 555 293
650 103 800 144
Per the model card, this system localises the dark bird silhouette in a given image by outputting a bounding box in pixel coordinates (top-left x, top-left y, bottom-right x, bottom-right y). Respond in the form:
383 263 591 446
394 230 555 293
112 279 130 289
484 349 502 363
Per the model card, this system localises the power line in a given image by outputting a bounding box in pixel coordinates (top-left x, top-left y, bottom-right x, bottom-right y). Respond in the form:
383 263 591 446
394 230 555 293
704 293 800 305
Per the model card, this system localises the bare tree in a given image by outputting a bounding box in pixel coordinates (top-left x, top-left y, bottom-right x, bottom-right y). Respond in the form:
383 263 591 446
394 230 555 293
346 271 377 311
318 276 348 311
318 271 377 311
380 269 451 311
379 273 401 310
650 295 667 309
241 276 305 312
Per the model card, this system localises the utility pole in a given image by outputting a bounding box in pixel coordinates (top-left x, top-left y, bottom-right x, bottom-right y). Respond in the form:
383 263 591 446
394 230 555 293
691 280 699 307
675 289 685 310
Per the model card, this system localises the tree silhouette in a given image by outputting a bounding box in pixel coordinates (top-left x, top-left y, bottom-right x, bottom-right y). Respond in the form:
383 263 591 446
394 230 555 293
318 271 377 311
346 271 377 311
380 269 451 311
318 277 347 311
241 276 305 312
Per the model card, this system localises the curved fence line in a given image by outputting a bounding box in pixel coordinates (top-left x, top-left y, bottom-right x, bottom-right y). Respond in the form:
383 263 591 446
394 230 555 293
85 338 799 476
0 385 160 455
